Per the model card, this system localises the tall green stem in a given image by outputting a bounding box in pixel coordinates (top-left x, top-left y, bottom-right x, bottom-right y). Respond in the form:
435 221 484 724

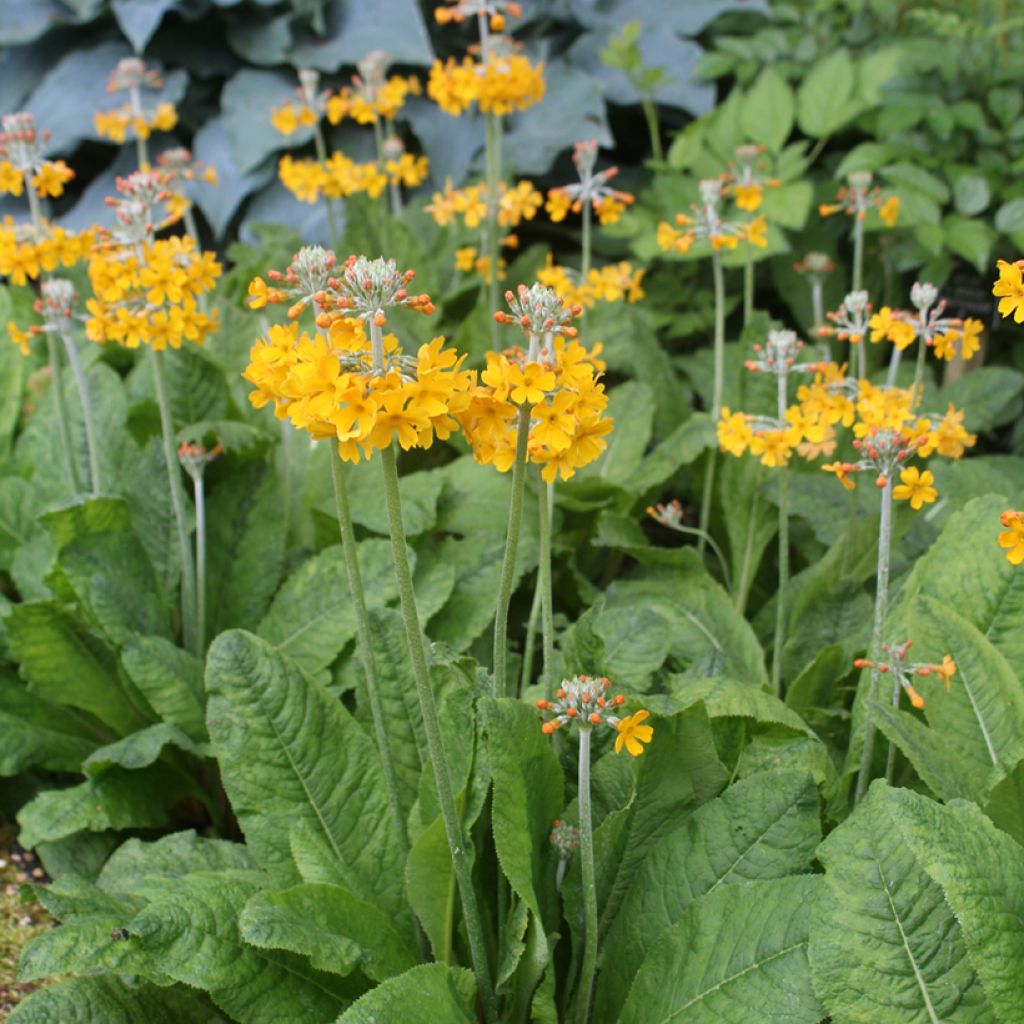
852 213 864 294
493 400 531 697
45 334 80 493
152 348 198 656
911 337 927 410
698 250 726 552
811 280 824 333
733 464 762 614
771 367 789 698
575 729 598 1024
58 326 100 494
743 253 754 327
312 122 340 251
484 113 502 348
193 474 207 654
886 344 903 388
856 338 867 381
537 479 555 695
855 478 893 804
884 675 901 785
330 451 409 863
640 96 663 163
128 85 150 169
380 443 497 1023
580 201 592 281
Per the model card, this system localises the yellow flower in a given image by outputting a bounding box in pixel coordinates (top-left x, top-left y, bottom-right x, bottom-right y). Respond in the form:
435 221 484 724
993 259 1024 323
749 430 792 467
879 195 900 228
545 189 572 223
0 161 24 196
918 404 976 459
30 161 74 198
868 307 894 343
733 182 763 212
7 320 33 356
823 461 856 490
454 246 477 272
888 320 917 350
892 466 937 510
960 317 982 360
507 362 555 404
717 407 752 457
999 510 1024 566
931 654 956 689
656 221 694 254
744 215 767 249
614 710 653 756
933 331 957 361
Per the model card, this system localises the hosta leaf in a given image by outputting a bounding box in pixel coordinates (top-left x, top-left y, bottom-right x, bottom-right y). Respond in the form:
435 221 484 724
120 635 206 742
240 882 417 981
810 783 996 1023
9 976 227 1024
335 964 476 1024
257 541 399 678
205 464 286 637
885 785 1024 1021
620 876 824 1024
205 630 408 922
596 770 820 1021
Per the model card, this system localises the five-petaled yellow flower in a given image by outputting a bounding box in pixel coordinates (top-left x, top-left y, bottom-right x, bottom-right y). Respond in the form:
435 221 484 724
999 510 1024 566
615 711 653 757
993 259 1024 323
893 466 937 510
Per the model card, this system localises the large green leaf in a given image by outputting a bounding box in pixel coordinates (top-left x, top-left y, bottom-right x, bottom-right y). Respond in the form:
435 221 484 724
620 875 824 1024
0 476 42 573
335 964 476 1024
740 65 794 152
83 722 201 775
9 976 227 1024
885 785 1024 1021
120 635 206 742
668 676 816 737
125 438 183 599
240 882 418 982
809 782 994 1023
797 49 860 137
596 770 821 1021
205 464 286 637
205 630 408 923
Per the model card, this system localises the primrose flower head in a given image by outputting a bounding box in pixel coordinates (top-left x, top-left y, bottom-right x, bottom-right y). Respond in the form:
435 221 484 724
657 177 750 254
546 139 635 226
550 819 580 860
854 639 955 709
999 509 1024 566
95 59 176 145
536 675 652 755
177 440 223 480
107 57 162 93
992 258 1024 324
794 251 836 282
494 282 580 340
820 170 898 226
320 254 436 327
724 144 779 212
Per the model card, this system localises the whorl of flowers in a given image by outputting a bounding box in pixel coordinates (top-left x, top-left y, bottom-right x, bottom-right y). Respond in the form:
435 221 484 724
84 171 221 350
794 251 836 283
7 278 77 356
854 640 955 710
0 113 75 201
536 675 652 756
434 0 522 29
427 49 545 117
537 257 645 310
94 58 177 145
545 139 635 226
327 51 421 125
819 169 899 228
657 178 765 255
427 178 542 230
722 144 779 213
155 147 218 221
0 215 94 287
244 251 470 463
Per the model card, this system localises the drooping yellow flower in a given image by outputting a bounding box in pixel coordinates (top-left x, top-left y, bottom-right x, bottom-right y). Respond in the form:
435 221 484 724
717 407 753 457
993 259 1024 323
892 466 937 510
879 195 900 228
614 710 653 756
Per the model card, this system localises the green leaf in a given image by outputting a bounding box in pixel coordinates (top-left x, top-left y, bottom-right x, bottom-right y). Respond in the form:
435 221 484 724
6 601 143 735
257 541 398 677
883 162 951 204
809 782 993 1023
120 635 206 742
84 722 202 775
205 463 287 637
240 882 418 981
578 381 653 486
9 977 228 1024
335 964 476 1024
985 759 1024 847
205 630 408 923
835 142 896 178
995 196 1024 234
669 676 815 736
0 476 42 572
797 49 859 138
740 66 793 152
596 770 821 1021
952 173 991 216
125 438 183 599
758 179 812 229
721 457 776 606
933 366 1024 434
0 289 26 460
620 875 824 1024
943 214 995 272
856 46 905 104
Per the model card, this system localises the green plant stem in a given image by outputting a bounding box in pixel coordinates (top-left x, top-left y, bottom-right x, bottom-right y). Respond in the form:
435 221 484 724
520 575 542 694
698 250 726 553
45 334 80 493
383 118 404 218
152 348 198 657
537 479 555 696
330 452 411 869
886 344 903 388
852 213 864 294
380 443 497 1023
733 466 762 614
580 200 592 281
58 326 100 494
193 474 207 655
575 728 598 1024
811 280 824 333
312 122 340 251
911 337 927 410
484 113 502 348
743 253 754 327
129 85 150 169
884 675 901 785
640 95 662 163
855 478 893 804
772 368 789 698
493 400 532 698
857 339 867 381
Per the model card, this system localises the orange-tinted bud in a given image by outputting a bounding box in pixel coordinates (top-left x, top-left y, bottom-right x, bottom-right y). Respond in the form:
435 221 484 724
536 699 550 710
906 685 925 709
541 721 559 734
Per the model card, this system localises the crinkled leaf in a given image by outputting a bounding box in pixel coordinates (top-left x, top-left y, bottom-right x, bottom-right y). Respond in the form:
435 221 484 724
335 963 475 1024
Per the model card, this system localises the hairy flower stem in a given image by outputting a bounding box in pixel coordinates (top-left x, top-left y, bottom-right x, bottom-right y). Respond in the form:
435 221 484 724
855 478 893 804
857 338 867 382
312 123 340 251
58 326 100 494
911 338 927 411
329 453 408 853
493 401 532 698
743 254 754 327
152 348 198 656
886 344 903 388
128 85 149 169
537 479 555 695
484 113 502 349
771 368 790 698
193 474 207 654
811 280 824 333
380 443 497 1024
575 728 598 1024
698 250 726 553
521 577 541 693
641 96 663 163
45 334 80 493
885 675 901 785
852 213 864 294
581 200 592 281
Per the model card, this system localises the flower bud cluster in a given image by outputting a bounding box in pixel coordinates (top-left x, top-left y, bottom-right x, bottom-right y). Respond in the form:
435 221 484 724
545 139 635 226
854 639 955 709
550 819 579 859
723 143 780 213
177 441 223 480
536 675 626 734
657 178 758 254
745 329 825 377
494 282 580 340
794 251 836 283
819 170 899 227
94 59 177 145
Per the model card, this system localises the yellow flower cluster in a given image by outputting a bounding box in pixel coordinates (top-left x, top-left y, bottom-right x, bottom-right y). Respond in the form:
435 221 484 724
327 76 421 125
94 102 177 144
427 54 545 117
427 179 542 229
460 339 612 482
545 186 633 226
0 158 74 199
819 170 899 227
537 259 645 309
0 217 94 286
244 318 473 462
279 151 428 204
993 259 1024 323
270 101 318 136
657 212 767 253
85 236 220 349
1000 510 1024 566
